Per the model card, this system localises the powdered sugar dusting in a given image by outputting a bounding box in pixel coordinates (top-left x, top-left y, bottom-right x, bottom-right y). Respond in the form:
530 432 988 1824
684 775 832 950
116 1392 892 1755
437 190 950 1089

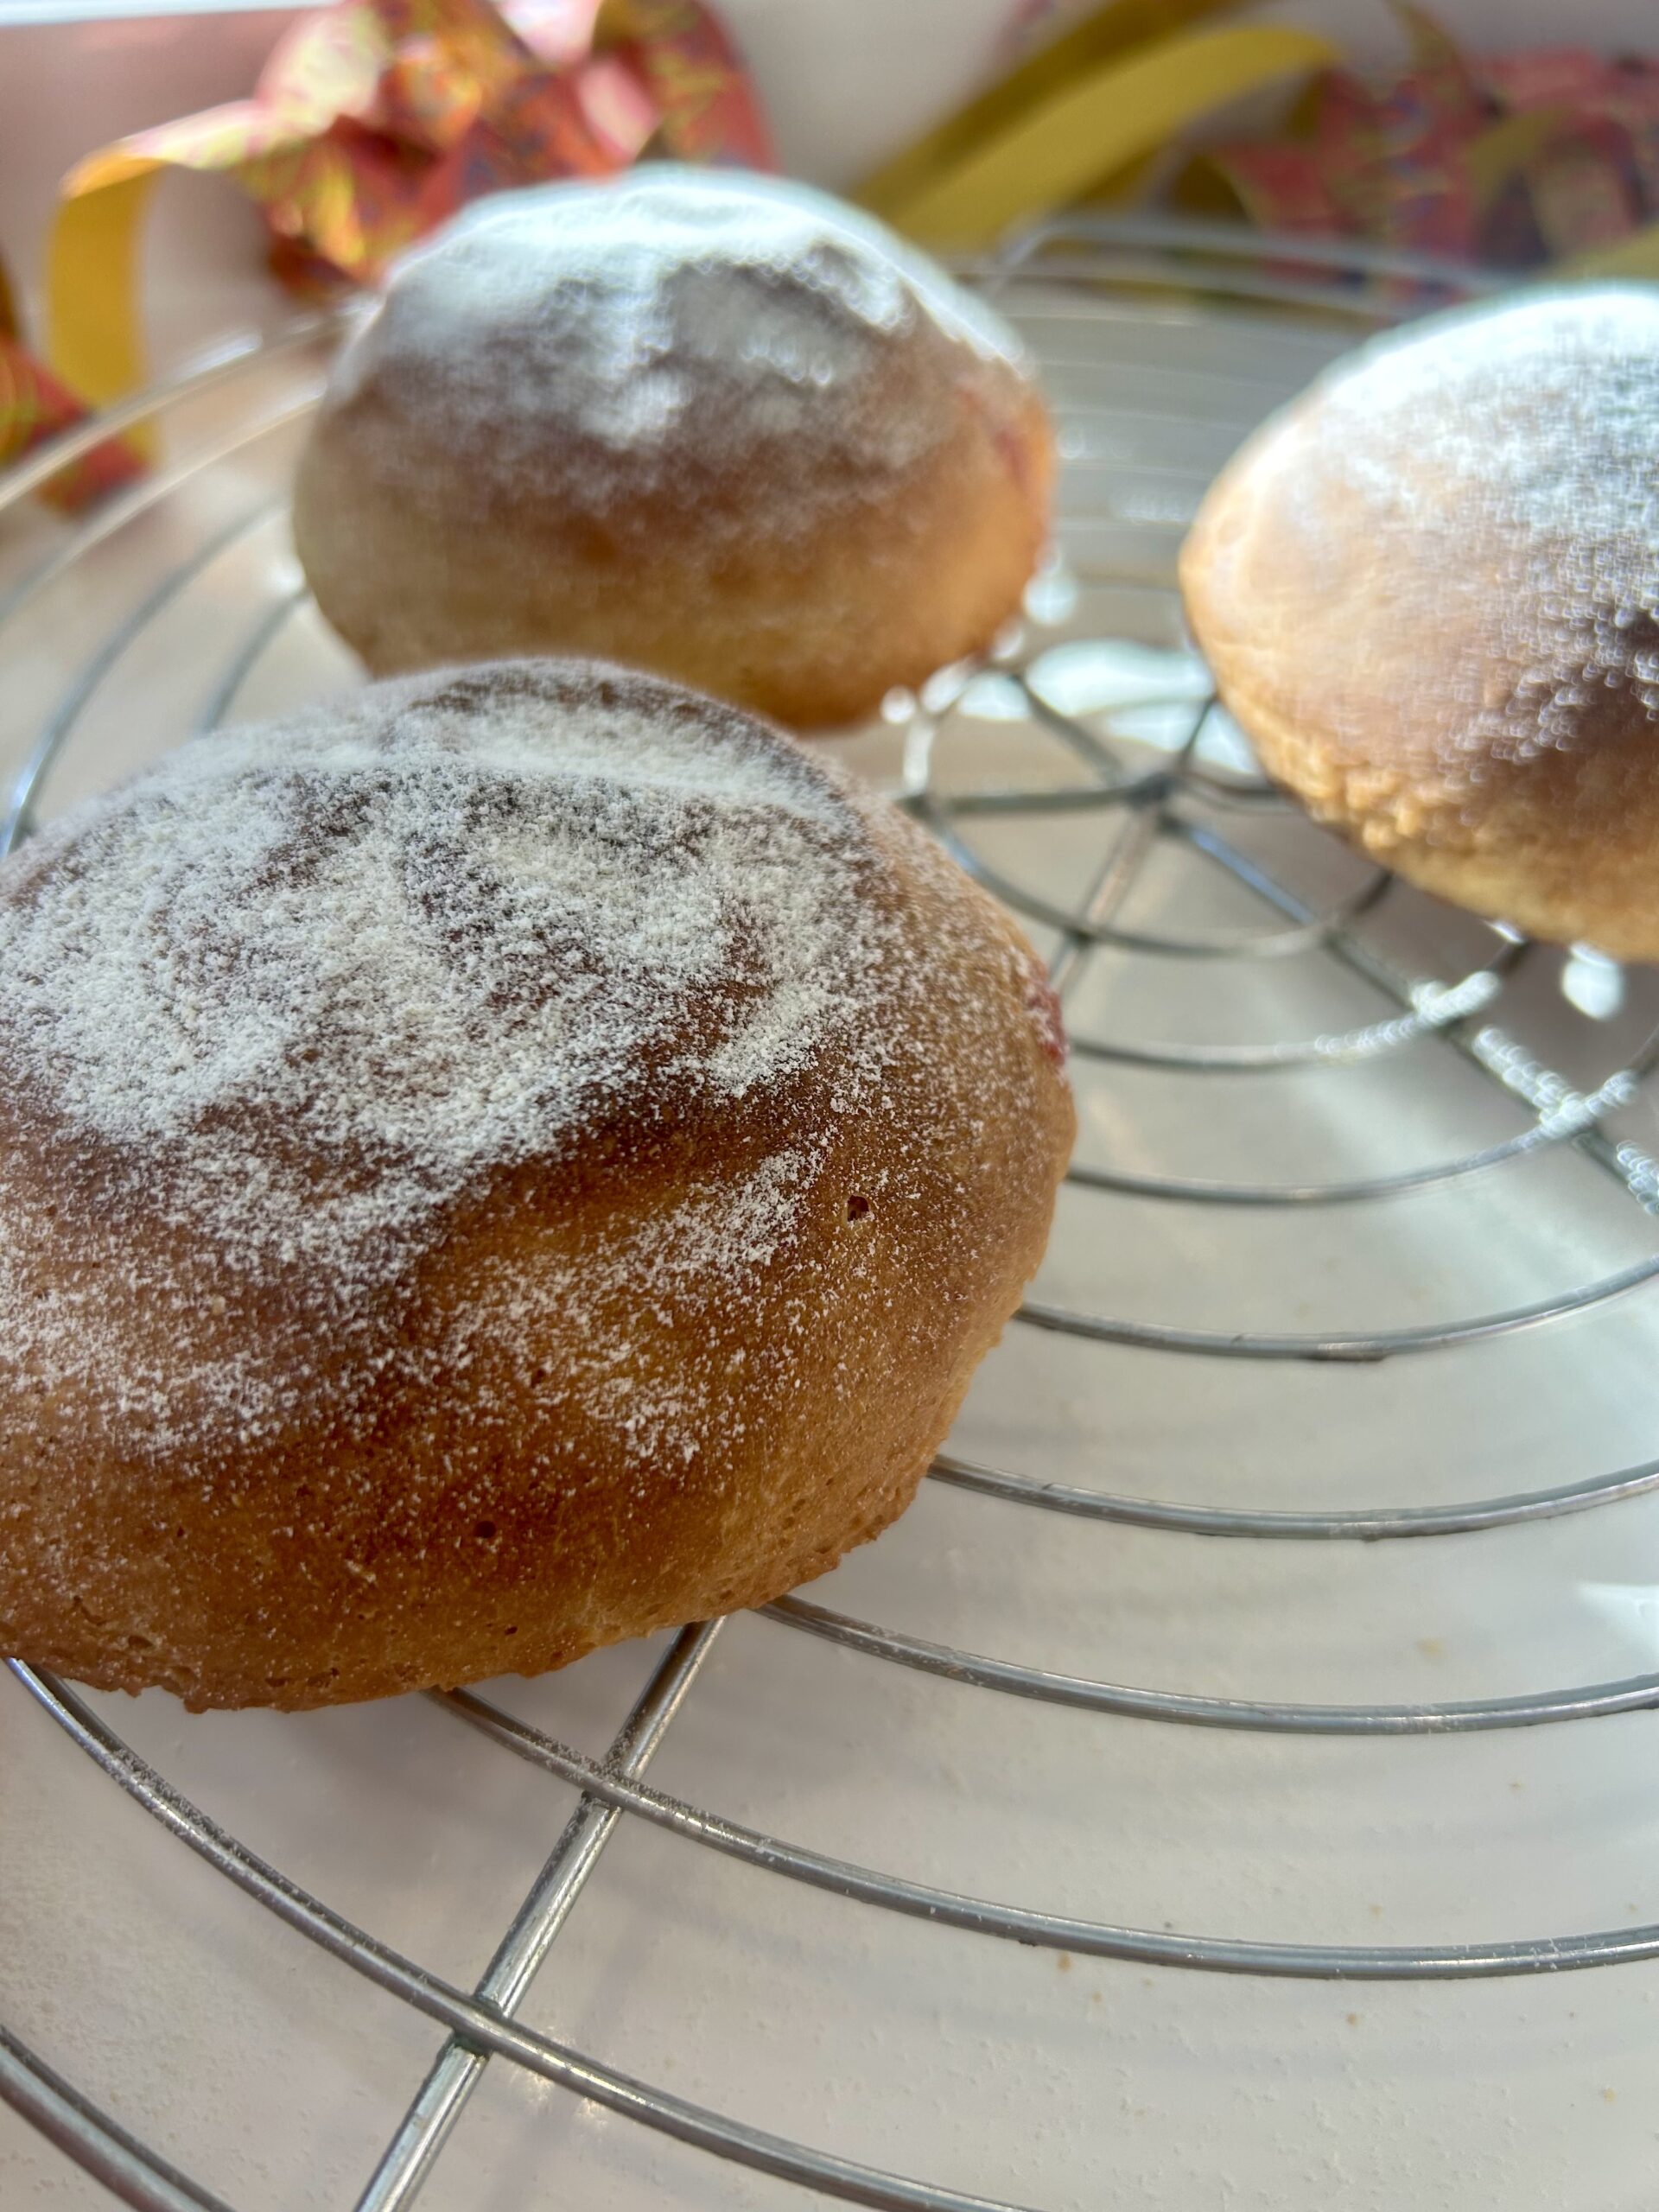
0 660 1070 1500
443 1139 828 1474
0 664 882 1290
1251 284 1659 772
334 165 1033 509
1310 287 1659 538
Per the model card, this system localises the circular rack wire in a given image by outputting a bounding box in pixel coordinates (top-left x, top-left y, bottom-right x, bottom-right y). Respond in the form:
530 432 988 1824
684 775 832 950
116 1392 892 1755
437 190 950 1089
4 216 1659 2212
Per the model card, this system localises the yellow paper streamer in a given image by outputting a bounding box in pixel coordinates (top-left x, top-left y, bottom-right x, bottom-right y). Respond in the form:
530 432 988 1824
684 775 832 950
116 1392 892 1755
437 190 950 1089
1465 108 1570 211
864 22 1337 252
48 160 165 417
856 0 1236 224
1567 223 1659 278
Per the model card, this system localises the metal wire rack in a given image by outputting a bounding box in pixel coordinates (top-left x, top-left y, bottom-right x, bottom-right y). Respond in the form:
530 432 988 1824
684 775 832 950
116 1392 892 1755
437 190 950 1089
4 219 1659 2212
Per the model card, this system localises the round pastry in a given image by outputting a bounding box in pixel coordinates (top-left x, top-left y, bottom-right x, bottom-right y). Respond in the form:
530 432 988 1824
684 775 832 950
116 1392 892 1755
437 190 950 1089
1180 284 1659 959
0 659 1072 1710
291 168 1054 730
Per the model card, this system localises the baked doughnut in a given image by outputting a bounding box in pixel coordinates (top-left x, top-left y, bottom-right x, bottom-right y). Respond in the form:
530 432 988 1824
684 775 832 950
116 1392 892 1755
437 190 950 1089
1181 285 1659 958
0 659 1072 1710
291 168 1053 729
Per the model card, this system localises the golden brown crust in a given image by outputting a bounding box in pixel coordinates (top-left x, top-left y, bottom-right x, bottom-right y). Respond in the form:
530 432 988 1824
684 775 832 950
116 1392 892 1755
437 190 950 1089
296 383 1054 733
0 663 1072 1709
290 174 1054 731
1180 286 1659 959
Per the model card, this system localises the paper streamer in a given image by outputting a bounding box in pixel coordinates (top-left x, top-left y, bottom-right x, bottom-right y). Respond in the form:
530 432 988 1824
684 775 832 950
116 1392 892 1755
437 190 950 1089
0 245 145 511
0 334 147 512
48 0 772 410
861 21 1335 251
857 0 1237 228
1190 3 1659 284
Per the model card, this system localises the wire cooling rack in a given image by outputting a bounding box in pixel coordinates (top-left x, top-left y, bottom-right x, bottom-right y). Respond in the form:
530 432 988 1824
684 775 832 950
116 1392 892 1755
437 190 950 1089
4 220 1659 2212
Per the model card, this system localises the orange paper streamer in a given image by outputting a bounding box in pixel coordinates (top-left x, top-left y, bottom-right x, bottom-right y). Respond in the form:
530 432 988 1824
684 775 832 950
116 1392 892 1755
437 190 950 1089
1193 3 1659 281
50 0 772 405
0 251 144 512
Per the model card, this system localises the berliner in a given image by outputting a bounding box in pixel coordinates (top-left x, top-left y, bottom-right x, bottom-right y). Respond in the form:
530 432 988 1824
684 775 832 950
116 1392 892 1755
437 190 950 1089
1180 284 1659 959
291 168 1053 729
0 660 1072 1710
